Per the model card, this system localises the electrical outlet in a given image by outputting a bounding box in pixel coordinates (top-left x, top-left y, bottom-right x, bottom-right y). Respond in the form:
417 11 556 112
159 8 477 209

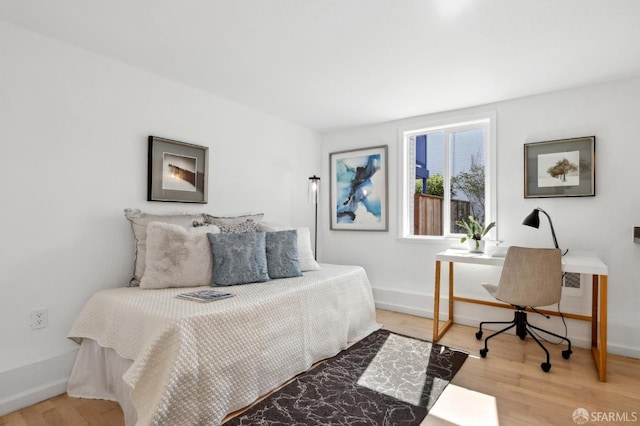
30 308 48 330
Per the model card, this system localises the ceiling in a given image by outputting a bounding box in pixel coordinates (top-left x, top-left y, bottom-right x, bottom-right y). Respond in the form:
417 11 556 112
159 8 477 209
2 0 640 133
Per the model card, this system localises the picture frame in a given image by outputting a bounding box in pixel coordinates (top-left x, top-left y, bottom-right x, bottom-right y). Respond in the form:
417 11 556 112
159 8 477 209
524 136 595 198
330 145 388 231
147 136 208 203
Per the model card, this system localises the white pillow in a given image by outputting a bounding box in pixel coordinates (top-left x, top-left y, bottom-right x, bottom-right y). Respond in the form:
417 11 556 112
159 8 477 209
124 209 204 286
140 222 220 289
258 223 321 271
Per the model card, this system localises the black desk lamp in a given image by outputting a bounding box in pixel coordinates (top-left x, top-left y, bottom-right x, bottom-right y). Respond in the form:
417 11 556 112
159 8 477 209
308 175 320 260
522 208 568 255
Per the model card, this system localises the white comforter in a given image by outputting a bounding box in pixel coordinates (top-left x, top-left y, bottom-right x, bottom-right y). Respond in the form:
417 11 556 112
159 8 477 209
67 264 380 425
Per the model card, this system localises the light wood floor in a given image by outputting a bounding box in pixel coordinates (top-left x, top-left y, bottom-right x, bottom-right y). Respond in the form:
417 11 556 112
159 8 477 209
2 309 639 425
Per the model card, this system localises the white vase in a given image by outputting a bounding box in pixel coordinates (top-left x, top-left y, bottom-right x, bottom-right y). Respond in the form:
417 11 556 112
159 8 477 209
467 239 486 253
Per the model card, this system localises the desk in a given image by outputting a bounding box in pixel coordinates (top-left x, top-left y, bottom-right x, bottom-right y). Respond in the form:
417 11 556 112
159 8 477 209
432 249 608 381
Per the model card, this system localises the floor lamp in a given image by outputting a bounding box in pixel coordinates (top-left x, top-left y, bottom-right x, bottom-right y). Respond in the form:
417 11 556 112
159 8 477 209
308 175 320 260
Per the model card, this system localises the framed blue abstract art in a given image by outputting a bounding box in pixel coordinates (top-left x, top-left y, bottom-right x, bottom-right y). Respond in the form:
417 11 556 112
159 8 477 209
329 145 388 231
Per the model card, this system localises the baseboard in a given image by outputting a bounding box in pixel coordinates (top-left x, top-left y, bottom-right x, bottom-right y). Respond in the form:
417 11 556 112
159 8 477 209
0 348 78 417
372 287 433 319
374 301 431 319
606 342 640 360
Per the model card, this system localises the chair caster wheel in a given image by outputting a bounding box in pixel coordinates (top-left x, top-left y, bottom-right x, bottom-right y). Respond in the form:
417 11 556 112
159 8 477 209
541 362 551 372
475 331 483 340
562 350 572 359
480 348 488 358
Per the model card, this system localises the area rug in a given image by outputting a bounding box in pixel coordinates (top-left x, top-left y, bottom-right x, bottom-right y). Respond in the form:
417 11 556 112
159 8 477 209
225 329 468 425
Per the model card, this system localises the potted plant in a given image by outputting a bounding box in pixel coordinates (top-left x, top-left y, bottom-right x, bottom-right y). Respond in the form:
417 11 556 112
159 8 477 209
456 215 496 253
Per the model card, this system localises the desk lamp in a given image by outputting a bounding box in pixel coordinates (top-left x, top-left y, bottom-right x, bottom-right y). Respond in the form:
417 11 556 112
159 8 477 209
522 208 568 255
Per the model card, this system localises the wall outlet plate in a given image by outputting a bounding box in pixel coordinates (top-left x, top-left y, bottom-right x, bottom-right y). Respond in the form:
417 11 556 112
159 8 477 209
30 308 48 330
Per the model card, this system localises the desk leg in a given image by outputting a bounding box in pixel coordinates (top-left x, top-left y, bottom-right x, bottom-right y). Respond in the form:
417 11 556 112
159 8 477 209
591 275 608 382
448 262 454 322
433 261 441 341
433 260 454 342
591 276 598 347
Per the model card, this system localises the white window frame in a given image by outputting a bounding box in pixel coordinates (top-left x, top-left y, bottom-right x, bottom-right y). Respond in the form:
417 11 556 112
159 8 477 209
397 111 497 242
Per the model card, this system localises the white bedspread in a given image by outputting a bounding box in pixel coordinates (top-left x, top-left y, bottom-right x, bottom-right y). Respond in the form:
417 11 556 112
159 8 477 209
67 264 380 426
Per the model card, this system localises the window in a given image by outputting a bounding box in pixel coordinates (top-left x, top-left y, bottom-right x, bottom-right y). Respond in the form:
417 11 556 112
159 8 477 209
399 114 496 240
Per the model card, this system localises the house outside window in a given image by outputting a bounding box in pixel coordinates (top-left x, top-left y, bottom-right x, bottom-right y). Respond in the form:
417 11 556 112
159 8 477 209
399 113 496 240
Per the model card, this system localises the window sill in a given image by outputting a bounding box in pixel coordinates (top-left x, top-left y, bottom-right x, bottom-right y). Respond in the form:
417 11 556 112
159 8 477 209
396 235 460 246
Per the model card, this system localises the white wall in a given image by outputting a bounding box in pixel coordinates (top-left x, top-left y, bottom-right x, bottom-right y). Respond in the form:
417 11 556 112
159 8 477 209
3 16 639 415
0 21 320 414
320 75 640 358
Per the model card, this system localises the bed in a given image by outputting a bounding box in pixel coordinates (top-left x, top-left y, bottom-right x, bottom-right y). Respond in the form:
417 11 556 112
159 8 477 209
67 263 380 425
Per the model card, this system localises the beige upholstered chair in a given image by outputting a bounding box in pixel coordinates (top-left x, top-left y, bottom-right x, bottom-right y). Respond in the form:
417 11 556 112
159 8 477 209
475 246 572 372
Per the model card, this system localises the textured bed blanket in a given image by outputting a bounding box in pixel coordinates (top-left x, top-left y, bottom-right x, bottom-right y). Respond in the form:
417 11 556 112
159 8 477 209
67 264 380 426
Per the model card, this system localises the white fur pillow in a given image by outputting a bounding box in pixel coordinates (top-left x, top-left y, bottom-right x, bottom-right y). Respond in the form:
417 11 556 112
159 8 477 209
124 209 204 286
140 222 220 289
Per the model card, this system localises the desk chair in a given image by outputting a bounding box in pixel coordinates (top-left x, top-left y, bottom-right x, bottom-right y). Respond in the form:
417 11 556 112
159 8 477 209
475 246 572 372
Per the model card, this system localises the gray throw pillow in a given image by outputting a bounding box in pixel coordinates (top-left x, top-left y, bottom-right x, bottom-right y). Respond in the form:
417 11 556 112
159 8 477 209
265 230 302 279
208 232 269 286
258 223 321 272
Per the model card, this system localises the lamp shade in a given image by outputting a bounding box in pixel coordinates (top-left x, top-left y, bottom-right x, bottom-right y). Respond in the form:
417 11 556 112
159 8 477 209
308 175 320 204
522 209 540 228
522 207 563 252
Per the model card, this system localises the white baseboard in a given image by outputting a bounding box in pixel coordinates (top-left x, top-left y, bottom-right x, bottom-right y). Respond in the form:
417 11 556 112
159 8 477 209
606 342 640 360
0 348 78 417
375 301 431 319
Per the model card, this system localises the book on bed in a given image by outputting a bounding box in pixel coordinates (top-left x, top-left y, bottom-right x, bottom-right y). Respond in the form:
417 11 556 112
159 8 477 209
176 289 234 302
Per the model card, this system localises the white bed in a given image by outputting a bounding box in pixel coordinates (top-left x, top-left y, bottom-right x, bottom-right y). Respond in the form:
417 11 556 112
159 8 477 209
67 264 380 426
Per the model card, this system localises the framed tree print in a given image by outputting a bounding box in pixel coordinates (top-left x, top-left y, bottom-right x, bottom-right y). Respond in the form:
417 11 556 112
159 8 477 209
330 145 388 231
524 136 595 198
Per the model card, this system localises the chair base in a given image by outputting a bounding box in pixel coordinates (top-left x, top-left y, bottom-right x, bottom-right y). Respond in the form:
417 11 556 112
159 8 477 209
475 309 572 372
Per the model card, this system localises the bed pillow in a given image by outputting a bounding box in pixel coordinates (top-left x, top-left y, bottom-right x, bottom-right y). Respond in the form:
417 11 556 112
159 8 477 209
217 219 260 234
203 213 264 226
125 209 205 286
140 222 219 289
258 223 321 271
207 232 270 286
265 230 302 279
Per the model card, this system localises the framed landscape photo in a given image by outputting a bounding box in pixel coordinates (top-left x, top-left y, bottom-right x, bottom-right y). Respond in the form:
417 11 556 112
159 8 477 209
148 136 208 203
524 136 595 198
330 145 388 231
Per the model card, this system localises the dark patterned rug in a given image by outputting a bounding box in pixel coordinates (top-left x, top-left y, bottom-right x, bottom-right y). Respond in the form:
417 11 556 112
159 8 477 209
225 329 468 426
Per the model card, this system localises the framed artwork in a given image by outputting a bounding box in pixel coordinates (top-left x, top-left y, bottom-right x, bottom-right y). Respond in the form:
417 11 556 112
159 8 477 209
330 145 388 231
147 136 208 203
524 136 595 198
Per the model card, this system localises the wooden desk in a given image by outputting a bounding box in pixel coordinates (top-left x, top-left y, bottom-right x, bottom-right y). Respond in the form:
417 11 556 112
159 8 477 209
432 249 608 381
